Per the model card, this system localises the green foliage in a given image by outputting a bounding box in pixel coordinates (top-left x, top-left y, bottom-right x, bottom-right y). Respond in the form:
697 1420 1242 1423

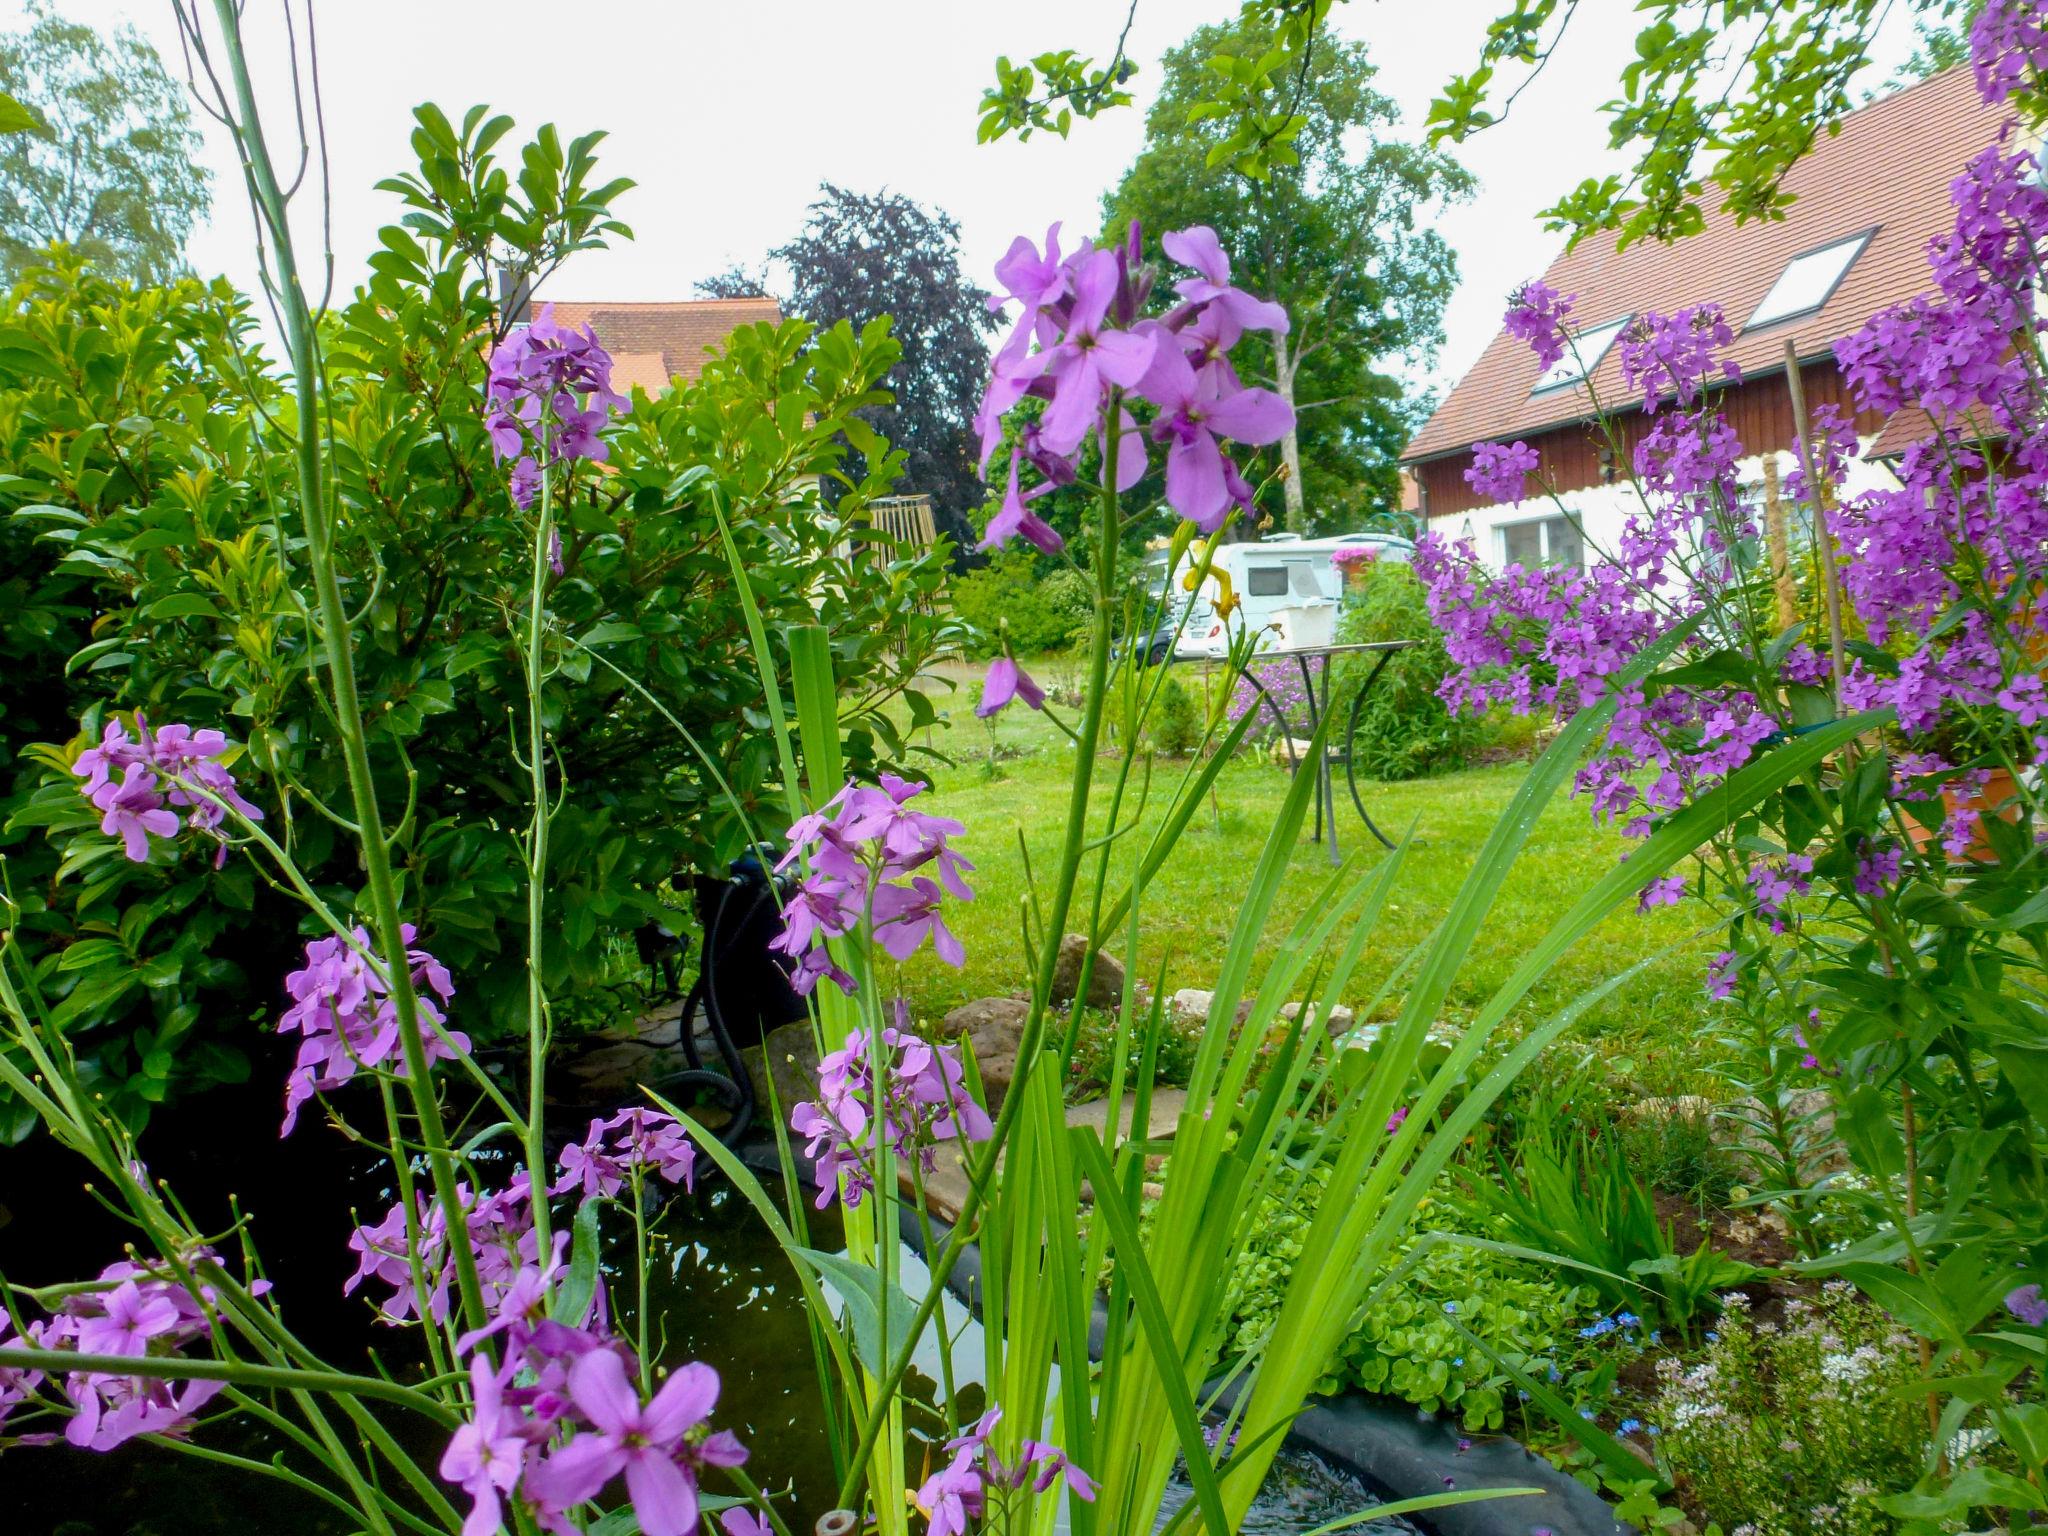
1652 1287 1946 1535
0 113 956 1132
1221 1169 1598 1431
0 2 210 286
1432 0 2000 248
1063 1005 1198 1100
950 551 1088 657
1146 673 1202 757
1333 559 1494 780
1102 19 1469 533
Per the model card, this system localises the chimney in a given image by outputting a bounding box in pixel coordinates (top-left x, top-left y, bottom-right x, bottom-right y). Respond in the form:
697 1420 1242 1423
497 266 534 327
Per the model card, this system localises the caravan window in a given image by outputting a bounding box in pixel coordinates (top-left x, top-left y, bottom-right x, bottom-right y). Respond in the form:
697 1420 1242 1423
1287 560 1324 598
1245 564 1290 597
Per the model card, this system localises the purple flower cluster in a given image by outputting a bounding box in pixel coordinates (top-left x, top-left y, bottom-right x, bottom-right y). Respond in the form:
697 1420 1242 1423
791 1020 992 1211
915 1407 1095 1536
346 1173 541 1328
1464 439 1540 504
71 715 261 864
278 925 467 1136
2008 1282 2048 1326
974 222 1294 540
485 305 628 509
1972 0 2048 103
552 1108 698 1200
770 774 974 996
440 1329 743 1536
1504 280 1575 373
3 1255 253 1451
1617 305 1742 412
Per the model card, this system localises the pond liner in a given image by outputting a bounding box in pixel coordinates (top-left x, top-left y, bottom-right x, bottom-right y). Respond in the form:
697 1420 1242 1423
735 1136 1632 1536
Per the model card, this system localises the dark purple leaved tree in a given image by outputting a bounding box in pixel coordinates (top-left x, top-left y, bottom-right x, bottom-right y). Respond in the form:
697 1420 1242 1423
773 184 998 554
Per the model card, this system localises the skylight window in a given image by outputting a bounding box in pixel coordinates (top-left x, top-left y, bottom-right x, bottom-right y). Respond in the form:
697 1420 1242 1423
1530 316 1629 394
1746 231 1873 330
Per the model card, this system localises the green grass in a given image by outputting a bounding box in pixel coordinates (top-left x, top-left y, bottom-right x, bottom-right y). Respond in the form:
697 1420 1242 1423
880 660 1722 1098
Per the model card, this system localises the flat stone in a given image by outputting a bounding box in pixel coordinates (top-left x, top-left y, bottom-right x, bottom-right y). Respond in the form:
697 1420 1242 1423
1279 999 1355 1034
1049 933 1125 1010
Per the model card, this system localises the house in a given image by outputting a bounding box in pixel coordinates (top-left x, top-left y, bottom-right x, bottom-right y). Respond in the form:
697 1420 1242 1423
519 296 784 394
1400 67 2011 570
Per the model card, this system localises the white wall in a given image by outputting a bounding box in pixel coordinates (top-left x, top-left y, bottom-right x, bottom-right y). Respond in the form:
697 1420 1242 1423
1436 442 1903 574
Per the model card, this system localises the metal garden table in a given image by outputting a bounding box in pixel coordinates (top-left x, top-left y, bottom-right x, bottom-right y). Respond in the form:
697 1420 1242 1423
1184 639 1414 866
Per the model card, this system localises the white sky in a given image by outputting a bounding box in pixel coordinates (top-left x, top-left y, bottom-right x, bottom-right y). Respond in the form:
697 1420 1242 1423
19 1 1920 388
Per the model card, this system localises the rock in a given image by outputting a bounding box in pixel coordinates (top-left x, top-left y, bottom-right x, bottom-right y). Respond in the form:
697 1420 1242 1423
1169 987 1213 1022
1279 999 1355 1035
1622 1093 1717 1124
1050 933 1125 1010
944 996 1032 1107
744 1020 822 1118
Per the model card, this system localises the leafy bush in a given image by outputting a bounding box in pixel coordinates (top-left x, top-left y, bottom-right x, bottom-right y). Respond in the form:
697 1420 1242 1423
1063 1004 1199 1100
0 111 957 1133
1652 1286 1941 1535
1147 673 1202 756
950 550 1088 656
1333 557 1493 780
1222 1170 1599 1430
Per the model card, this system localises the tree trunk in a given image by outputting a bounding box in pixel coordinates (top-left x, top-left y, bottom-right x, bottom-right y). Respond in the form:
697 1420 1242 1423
1273 330 1307 533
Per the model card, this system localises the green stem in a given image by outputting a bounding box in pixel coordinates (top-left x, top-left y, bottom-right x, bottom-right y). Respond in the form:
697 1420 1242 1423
833 392 1125 1510
524 449 556 1263
0 1347 456 1422
208 0 487 1339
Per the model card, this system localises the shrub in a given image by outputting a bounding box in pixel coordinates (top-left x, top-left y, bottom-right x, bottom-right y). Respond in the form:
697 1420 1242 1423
950 550 1086 656
0 119 956 1132
1652 1286 1939 1535
1147 673 1202 756
1333 558 1493 780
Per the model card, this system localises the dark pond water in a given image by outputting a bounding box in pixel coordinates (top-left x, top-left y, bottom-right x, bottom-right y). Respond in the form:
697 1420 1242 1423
0 1077 1412 1535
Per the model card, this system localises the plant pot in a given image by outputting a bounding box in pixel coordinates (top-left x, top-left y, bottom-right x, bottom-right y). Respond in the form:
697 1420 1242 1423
1904 765 2023 861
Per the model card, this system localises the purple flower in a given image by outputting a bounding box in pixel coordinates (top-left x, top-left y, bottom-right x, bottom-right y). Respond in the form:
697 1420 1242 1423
553 1108 698 1201
74 1281 179 1358
1972 0 2048 103
527 1352 728 1536
1504 280 1575 373
485 305 628 509
720 1511 774 1536
1385 1105 1410 1135
1636 875 1686 912
1037 248 1156 457
2007 1283 2047 1326
91 763 180 862
977 657 1046 719
916 1448 985 1536
1706 950 1739 1001
1136 342 1292 532
1617 305 1741 411
981 451 1066 557
790 1024 990 1210
1464 440 1540 506
439 1354 530 1536
1162 225 1290 337
872 876 966 966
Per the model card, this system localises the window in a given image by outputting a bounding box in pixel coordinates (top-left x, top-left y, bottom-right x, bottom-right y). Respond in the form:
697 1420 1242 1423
1531 316 1630 394
1286 560 1324 598
1245 564 1290 597
1746 231 1873 331
1500 515 1584 569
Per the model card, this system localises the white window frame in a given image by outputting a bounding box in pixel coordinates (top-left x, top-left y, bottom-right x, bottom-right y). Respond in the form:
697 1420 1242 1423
1530 316 1631 395
1744 229 1875 332
1496 512 1585 569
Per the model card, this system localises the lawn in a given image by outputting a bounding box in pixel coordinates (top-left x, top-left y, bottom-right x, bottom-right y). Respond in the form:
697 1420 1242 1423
880 659 1721 1098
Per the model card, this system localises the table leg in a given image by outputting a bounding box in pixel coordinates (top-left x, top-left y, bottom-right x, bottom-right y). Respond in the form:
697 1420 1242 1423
1345 649 1399 850
1316 654 1339 866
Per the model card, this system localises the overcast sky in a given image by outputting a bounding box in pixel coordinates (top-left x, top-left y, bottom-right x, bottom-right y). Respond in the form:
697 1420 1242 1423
22 1 1920 387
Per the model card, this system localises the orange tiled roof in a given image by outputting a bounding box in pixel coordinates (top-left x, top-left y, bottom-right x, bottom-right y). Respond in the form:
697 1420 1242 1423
1404 67 2009 462
536 297 783 390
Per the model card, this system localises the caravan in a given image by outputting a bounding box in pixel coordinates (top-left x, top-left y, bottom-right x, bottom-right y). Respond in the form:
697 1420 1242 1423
1161 532 1413 659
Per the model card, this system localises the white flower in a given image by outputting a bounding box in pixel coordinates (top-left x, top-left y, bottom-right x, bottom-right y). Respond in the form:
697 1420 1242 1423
1819 1345 1880 1384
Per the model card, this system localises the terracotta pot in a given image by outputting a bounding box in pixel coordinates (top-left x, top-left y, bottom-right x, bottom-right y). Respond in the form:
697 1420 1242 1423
1904 765 2023 861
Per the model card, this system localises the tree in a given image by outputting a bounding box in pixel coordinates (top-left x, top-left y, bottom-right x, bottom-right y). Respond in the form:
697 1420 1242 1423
0 2 210 287
1104 21 1471 534
774 184 997 551
694 261 771 299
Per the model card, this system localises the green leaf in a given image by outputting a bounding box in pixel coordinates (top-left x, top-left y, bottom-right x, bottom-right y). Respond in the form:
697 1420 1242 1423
56 938 127 973
549 1199 603 1324
144 593 223 622
1875 1466 2048 1518
0 91 45 136
577 621 643 647
788 1246 922 1377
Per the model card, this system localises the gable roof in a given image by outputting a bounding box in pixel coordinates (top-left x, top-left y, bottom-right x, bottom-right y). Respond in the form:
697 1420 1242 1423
535 297 784 392
1404 67 2010 463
